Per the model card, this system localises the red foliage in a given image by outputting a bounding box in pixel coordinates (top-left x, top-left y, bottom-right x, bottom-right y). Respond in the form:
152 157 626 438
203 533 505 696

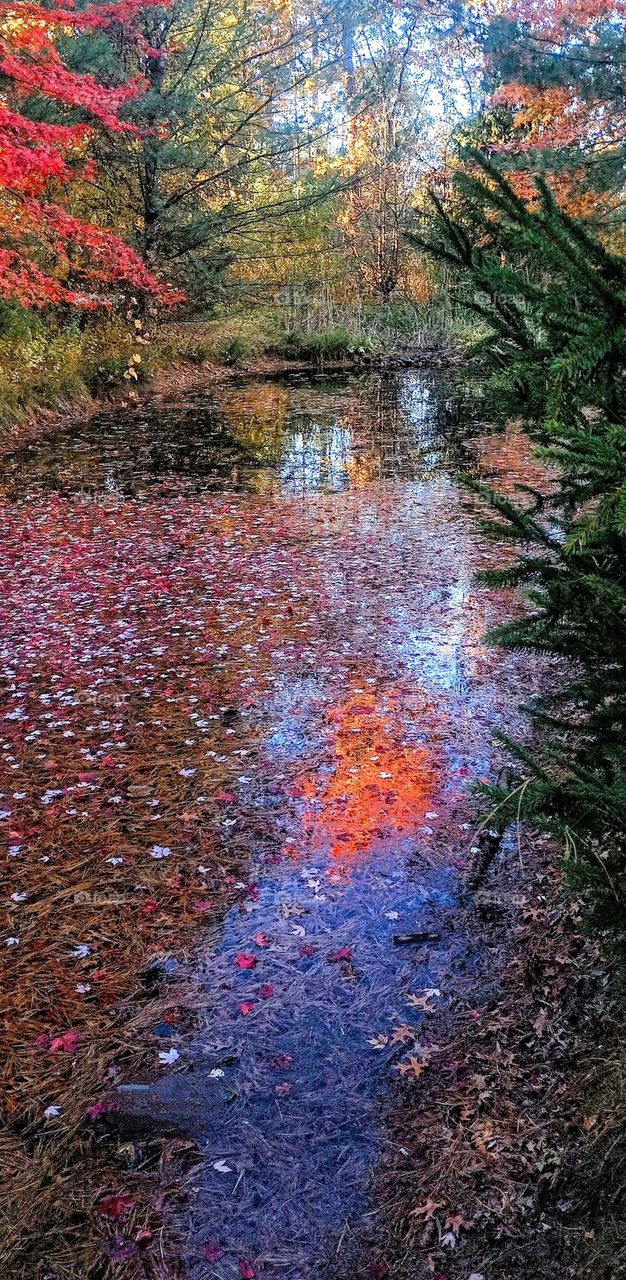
0 0 180 306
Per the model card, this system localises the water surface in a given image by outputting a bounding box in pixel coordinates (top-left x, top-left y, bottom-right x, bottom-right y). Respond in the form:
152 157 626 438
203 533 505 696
1 371 541 1278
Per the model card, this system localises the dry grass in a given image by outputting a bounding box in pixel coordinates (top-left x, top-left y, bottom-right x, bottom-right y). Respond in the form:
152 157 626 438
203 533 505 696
0 681 254 1277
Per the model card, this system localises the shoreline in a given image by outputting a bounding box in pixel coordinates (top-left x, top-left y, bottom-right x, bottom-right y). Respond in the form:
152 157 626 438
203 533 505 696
0 344 459 460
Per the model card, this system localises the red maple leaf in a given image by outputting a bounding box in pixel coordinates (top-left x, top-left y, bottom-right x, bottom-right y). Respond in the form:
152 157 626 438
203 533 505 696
49 1030 82 1053
96 1191 136 1220
0 1 181 307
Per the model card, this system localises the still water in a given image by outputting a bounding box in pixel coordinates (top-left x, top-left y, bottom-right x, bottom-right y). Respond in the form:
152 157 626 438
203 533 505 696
1 371 469 498
1 371 541 1279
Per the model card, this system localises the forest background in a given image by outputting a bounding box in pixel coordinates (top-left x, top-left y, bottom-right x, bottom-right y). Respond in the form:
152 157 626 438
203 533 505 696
3 6 626 1275
4 0 616 419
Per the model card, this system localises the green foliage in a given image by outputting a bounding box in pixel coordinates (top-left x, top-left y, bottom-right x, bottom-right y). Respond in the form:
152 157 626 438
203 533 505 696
63 0 346 303
411 152 626 919
0 321 88 424
0 315 149 425
278 327 375 364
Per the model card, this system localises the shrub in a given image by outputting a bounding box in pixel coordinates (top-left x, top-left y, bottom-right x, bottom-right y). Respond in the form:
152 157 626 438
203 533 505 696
411 151 626 921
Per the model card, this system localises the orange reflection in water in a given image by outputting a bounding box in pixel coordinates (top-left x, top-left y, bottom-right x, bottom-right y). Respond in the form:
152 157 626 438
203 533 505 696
293 684 440 868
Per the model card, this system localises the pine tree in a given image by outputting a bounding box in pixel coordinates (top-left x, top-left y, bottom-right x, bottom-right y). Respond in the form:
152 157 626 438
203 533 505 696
408 151 626 920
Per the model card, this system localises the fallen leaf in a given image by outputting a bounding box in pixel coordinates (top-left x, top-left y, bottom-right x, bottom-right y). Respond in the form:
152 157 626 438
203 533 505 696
271 1053 293 1070
396 1055 427 1079
158 1047 180 1065
107 1236 139 1261
407 993 437 1013
369 1034 389 1049
390 1024 416 1045
410 1198 445 1219
96 1192 136 1220
49 1031 82 1054
199 1242 223 1261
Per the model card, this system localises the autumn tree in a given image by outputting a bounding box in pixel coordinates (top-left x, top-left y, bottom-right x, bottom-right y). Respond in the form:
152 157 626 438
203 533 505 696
335 0 484 303
477 0 626 219
63 0 355 303
0 0 178 307
337 11 426 301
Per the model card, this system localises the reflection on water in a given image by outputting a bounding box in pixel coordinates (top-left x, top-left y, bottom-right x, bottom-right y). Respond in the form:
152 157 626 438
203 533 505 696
1 371 468 499
295 683 439 867
0 370 544 1279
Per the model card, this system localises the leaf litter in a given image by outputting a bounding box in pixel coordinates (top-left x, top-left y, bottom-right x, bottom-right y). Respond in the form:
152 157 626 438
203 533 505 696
0 372 567 1279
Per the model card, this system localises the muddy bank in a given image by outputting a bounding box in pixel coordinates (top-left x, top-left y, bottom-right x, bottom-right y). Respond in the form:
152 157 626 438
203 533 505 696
370 835 625 1280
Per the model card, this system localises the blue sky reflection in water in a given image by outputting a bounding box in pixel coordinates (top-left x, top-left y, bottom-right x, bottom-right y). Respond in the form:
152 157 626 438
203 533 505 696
1 372 543 1278
43 376 539 1279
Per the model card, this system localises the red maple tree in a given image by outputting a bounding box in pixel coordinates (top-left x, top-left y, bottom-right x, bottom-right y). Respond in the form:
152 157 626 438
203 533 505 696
0 0 180 306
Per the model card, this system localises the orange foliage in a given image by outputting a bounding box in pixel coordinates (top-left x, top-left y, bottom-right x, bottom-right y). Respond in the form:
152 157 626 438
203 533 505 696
488 0 626 215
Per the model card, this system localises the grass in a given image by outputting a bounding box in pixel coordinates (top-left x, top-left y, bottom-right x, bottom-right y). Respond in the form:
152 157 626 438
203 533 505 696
0 294 478 433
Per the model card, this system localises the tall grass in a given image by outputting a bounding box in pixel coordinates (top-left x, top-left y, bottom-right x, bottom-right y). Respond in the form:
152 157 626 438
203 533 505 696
0 288 473 432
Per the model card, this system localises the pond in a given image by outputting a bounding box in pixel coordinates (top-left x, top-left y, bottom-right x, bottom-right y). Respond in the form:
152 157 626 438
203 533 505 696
0 371 544 1279
1 370 470 498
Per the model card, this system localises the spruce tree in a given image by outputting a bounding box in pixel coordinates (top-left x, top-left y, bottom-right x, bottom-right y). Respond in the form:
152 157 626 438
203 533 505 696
408 151 626 920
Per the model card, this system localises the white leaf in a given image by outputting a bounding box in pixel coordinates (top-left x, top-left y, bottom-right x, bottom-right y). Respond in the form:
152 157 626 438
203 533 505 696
151 844 172 859
158 1047 180 1065
368 1035 389 1049
209 1068 225 1079
44 1105 61 1118
212 1159 232 1174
